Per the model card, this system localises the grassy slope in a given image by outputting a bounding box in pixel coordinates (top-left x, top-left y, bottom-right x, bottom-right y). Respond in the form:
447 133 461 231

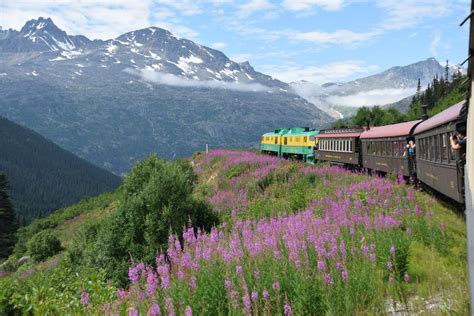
0 150 468 314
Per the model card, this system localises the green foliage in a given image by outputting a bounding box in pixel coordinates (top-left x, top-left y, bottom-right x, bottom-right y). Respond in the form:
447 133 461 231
13 192 117 259
80 155 219 286
0 173 18 259
225 163 248 179
0 264 115 315
406 71 467 120
0 116 121 224
27 230 62 262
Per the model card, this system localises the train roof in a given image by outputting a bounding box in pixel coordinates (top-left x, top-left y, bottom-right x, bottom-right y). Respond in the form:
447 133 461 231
414 101 466 134
317 128 364 138
360 120 421 139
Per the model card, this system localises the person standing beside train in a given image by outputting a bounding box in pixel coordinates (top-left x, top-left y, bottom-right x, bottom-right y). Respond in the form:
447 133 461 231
450 128 467 159
405 140 416 176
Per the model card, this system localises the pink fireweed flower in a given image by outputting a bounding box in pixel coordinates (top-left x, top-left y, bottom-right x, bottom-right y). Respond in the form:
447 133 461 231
341 270 349 282
236 265 243 275
103 303 111 313
387 261 393 271
251 290 258 302
117 289 126 299
370 253 376 263
146 269 158 297
390 244 395 257
404 272 410 283
80 291 90 306
284 303 292 316
263 289 269 299
148 303 161 316
440 222 446 232
129 308 138 316
273 281 280 291
317 260 327 271
324 273 333 286
185 306 193 316
242 294 251 313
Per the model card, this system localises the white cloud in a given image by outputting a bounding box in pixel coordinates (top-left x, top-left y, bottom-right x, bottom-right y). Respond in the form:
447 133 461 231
325 88 416 107
289 29 380 46
260 61 379 84
155 0 203 16
126 68 272 92
1 0 152 39
210 42 227 49
282 0 346 11
0 0 201 40
430 31 441 57
237 0 273 18
376 0 451 30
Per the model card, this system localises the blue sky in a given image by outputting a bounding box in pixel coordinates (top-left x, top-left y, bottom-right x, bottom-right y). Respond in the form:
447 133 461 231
1 0 470 84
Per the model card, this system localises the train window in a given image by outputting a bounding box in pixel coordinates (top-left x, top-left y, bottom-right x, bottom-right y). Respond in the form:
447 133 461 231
381 142 386 156
448 133 455 163
393 141 399 156
441 134 447 161
275 137 278 144
284 137 288 145
434 135 440 161
342 140 346 152
387 141 393 156
349 140 353 152
304 136 307 143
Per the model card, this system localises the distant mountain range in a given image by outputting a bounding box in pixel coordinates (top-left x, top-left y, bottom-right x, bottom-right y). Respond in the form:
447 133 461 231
291 58 464 118
0 116 120 222
0 17 331 174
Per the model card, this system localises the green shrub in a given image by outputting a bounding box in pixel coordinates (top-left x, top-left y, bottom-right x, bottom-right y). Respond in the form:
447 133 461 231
91 155 219 286
27 231 62 262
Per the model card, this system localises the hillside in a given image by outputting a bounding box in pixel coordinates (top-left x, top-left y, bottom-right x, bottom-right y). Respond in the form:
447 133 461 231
0 116 121 222
0 17 332 175
0 150 467 314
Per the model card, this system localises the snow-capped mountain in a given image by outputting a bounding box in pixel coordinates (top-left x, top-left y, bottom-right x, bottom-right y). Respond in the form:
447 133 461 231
0 18 330 174
291 58 464 119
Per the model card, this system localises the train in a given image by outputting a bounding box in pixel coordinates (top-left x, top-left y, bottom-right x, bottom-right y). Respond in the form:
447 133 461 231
260 100 467 204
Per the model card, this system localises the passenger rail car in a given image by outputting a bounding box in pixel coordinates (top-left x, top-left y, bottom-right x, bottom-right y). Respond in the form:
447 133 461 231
315 128 364 166
259 102 467 204
360 120 422 177
414 101 467 203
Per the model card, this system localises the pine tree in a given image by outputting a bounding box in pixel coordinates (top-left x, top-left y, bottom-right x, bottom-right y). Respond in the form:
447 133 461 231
416 78 421 95
444 60 450 84
0 173 18 259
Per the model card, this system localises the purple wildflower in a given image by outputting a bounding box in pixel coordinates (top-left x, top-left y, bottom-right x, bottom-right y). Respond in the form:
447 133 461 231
284 303 292 316
148 303 161 316
251 290 258 302
404 272 410 283
263 289 269 299
80 291 90 306
185 306 193 316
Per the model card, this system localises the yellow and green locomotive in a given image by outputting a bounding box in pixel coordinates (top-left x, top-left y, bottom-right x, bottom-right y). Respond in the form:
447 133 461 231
260 127 319 163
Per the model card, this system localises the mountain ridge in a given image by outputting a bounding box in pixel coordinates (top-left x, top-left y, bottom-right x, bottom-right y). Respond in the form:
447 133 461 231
0 17 331 175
